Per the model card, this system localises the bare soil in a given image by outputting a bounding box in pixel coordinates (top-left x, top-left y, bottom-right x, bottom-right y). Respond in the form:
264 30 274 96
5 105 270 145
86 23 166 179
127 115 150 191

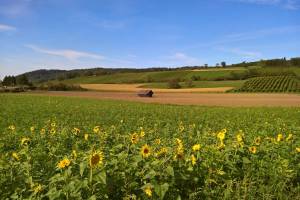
29 91 300 107
80 84 233 93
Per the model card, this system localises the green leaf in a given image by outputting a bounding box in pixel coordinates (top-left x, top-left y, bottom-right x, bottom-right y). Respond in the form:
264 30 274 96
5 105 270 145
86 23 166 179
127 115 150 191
98 171 106 185
155 183 169 200
166 166 174 177
242 157 251 164
80 162 86 177
89 195 97 200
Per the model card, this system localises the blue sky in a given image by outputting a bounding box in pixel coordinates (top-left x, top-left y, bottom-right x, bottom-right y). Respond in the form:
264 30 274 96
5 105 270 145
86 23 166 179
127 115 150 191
0 0 300 78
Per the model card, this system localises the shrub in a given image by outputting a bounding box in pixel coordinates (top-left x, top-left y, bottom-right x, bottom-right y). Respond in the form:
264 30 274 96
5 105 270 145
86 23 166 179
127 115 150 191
168 79 181 89
39 83 86 91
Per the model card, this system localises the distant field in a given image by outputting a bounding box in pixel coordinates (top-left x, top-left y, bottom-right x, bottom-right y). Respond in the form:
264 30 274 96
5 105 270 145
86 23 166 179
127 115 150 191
62 68 248 84
140 80 245 89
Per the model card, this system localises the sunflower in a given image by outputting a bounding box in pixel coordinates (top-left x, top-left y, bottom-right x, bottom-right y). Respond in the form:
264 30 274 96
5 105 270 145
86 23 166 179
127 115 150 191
155 138 161 145
178 122 185 132
191 154 197 166
72 127 80 135
296 147 300 153
143 186 152 197
21 137 30 146
12 152 19 161
217 129 226 141
277 134 283 142
84 134 89 141
93 126 100 134
33 184 42 193
90 151 104 168
40 128 46 135
57 158 71 169
192 144 201 152
236 133 243 143
155 147 168 157
249 146 257 154
254 137 261 145
51 122 56 127
50 128 56 134
141 144 151 158
174 138 184 159
131 133 139 144
140 129 145 138
286 134 293 141
8 125 15 131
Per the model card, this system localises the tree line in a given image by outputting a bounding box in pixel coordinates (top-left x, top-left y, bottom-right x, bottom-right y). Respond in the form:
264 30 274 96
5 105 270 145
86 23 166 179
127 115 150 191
0 75 32 86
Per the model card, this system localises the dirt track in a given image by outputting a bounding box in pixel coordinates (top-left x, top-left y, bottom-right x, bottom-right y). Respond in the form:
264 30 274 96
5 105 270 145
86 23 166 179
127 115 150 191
30 91 300 107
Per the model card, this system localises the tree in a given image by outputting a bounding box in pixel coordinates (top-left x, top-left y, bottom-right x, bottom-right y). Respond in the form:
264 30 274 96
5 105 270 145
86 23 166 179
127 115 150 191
216 63 220 67
2 76 16 86
16 75 30 85
221 61 226 68
204 64 208 68
290 57 300 66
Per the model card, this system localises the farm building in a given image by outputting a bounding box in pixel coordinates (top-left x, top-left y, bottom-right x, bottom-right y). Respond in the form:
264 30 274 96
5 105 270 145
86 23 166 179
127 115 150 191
137 90 154 97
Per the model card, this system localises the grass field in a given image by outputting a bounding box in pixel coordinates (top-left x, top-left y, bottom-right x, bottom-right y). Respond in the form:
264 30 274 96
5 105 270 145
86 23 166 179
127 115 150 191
1 94 300 199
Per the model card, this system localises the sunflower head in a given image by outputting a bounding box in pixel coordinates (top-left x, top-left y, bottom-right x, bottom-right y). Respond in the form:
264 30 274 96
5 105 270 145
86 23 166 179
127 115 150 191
8 125 16 131
155 138 161 145
57 158 71 169
277 134 283 142
192 144 201 152
141 144 151 158
236 134 243 143
50 128 56 134
249 146 257 154
90 151 104 168
84 134 89 141
217 130 226 141
140 130 145 138
12 152 19 161
155 147 168 157
93 126 100 134
21 137 30 146
72 127 80 135
191 154 197 166
143 186 152 197
40 128 46 135
51 122 56 128
33 184 42 193
254 137 261 145
131 133 139 144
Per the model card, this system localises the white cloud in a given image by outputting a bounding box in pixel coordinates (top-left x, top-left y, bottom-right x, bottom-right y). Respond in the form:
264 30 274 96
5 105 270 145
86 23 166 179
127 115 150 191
0 24 16 31
25 44 105 61
216 47 262 58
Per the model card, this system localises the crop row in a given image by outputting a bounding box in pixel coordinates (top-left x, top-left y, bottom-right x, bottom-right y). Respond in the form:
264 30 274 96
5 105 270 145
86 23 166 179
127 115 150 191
233 76 300 93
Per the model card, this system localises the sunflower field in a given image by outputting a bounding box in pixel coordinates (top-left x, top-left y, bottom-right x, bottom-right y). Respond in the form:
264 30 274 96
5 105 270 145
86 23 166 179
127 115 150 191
0 94 300 199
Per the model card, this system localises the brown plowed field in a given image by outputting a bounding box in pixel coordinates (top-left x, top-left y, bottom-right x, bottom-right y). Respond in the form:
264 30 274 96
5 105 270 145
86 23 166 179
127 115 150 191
29 91 300 107
80 84 233 93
